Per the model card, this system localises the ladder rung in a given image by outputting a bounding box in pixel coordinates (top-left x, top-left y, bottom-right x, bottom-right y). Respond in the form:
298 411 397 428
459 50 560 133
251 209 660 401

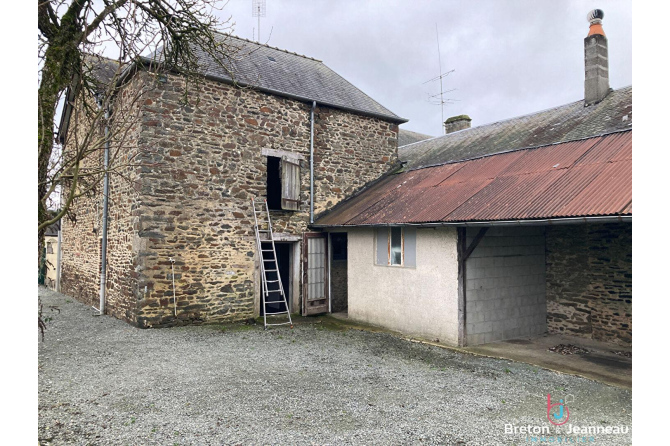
265 311 288 316
261 250 275 252
266 280 279 283
265 269 277 272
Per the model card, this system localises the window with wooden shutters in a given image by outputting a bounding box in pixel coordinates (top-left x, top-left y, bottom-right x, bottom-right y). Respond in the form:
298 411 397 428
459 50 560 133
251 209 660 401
280 156 300 211
374 227 416 267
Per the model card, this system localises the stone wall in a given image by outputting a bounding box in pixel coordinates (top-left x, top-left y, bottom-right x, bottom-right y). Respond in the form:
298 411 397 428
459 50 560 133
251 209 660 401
546 223 632 345
60 75 145 323
44 235 59 290
465 227 547 345
330 259 348 313
128 71 398 327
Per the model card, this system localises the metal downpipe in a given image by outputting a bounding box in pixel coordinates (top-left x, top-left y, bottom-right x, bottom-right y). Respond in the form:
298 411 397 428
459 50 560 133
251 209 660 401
310 101 316 224
98 103 110 315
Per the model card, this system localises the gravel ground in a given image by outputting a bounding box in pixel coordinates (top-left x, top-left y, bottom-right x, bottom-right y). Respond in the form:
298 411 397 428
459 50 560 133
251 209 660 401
38 287 632 445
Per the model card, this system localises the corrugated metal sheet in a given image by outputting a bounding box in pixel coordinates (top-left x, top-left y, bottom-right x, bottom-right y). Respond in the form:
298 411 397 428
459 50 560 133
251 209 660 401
314 131 632 226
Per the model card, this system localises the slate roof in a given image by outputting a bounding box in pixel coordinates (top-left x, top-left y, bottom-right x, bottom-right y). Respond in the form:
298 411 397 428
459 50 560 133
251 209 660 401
400 86 632 169
83 54 121 92
398 129 433 147
44 221 60 237
144 34 406 123
314 130 632 226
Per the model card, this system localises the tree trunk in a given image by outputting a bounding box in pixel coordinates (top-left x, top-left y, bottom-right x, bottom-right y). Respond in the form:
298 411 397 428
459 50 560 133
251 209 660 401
38 33 80 270
38 55 60 272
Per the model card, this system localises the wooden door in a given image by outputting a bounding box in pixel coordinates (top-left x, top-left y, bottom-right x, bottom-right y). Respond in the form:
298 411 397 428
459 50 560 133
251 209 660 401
302 232 329 315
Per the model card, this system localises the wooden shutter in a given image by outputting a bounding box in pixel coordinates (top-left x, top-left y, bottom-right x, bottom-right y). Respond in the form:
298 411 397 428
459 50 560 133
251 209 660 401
404 228 416 267
375 228 388 265
281 156 300 211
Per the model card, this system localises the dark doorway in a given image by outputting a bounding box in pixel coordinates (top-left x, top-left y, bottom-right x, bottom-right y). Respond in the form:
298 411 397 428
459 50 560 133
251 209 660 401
261 242 292 315
267 156 282 210
330 233 348 313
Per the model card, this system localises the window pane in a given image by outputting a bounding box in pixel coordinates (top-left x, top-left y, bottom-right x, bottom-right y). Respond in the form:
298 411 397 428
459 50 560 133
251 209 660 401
390 227 402 265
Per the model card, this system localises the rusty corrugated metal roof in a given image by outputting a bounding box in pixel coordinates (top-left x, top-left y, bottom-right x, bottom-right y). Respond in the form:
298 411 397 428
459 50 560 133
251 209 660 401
314 131 632 226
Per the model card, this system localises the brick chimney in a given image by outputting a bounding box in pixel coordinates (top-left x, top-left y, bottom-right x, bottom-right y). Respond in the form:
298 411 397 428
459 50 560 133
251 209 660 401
584 9 610 105
444 115 472 134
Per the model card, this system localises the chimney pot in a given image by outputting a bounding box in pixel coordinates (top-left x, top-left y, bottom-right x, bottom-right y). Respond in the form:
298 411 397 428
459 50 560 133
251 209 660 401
584 9 610 105
444 115 471 134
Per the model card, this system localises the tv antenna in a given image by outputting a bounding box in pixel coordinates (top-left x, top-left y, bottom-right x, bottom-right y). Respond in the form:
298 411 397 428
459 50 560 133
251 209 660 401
252 0 266 42
424 24 457 129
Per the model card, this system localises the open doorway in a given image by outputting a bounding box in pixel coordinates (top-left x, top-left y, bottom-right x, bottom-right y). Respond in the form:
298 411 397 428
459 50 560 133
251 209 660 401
260 242 293 316
330 233 348 314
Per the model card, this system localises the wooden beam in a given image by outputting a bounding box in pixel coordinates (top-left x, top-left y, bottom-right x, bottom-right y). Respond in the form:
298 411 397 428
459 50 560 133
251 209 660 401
457 227 467 347
261 147 305 161
463 227 488 261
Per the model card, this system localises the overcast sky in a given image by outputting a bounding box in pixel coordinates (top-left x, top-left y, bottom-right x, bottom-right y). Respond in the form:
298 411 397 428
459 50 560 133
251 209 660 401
213 0 632 136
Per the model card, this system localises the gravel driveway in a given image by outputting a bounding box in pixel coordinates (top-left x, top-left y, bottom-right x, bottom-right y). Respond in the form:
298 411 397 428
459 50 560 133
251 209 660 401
38 287 632 445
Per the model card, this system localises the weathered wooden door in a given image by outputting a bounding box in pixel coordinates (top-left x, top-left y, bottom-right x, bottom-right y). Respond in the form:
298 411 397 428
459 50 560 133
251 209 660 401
302 232 329 315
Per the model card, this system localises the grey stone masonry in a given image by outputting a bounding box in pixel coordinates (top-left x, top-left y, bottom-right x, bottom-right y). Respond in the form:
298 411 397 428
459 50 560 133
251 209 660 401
546 223 631 345
443 116 471 135
61 68 398 328
465 227 547 345
584 34 610 105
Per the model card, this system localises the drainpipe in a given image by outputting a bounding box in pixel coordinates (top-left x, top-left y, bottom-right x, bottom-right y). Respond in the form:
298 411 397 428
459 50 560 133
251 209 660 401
310 101 316 224
56 223 62 292
98 99 111 315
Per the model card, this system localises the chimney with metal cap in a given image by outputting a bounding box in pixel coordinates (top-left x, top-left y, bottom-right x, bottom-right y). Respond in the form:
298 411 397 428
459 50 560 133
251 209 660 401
584 9 610 105
444 115 472 134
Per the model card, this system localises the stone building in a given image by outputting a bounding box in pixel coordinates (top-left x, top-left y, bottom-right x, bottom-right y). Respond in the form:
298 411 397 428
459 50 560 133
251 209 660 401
313 10 632 347
58 34 406 327
58 11 632 349
41 222 60 291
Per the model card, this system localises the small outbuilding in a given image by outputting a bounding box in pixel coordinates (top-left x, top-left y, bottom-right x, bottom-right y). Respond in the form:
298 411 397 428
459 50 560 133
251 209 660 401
313 12 631 347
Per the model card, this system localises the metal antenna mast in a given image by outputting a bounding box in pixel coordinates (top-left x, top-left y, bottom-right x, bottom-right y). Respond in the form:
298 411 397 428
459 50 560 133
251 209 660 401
436 24 444 125
252 0 266 42
423 24 458 133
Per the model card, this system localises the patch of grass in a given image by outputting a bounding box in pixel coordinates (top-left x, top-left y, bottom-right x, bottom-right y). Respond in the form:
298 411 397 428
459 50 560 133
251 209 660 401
219 324 256 333
504 368 511 374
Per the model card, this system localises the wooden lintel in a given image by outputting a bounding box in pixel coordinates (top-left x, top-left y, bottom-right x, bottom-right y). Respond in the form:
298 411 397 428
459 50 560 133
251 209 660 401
261 147 305 161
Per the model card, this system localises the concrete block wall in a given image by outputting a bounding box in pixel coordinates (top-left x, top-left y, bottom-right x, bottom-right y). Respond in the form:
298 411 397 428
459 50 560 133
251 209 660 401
465 226 547 345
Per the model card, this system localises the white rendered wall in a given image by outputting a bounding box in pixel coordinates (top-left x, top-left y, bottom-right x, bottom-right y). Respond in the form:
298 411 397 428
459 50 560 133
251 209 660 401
346 227 460 345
